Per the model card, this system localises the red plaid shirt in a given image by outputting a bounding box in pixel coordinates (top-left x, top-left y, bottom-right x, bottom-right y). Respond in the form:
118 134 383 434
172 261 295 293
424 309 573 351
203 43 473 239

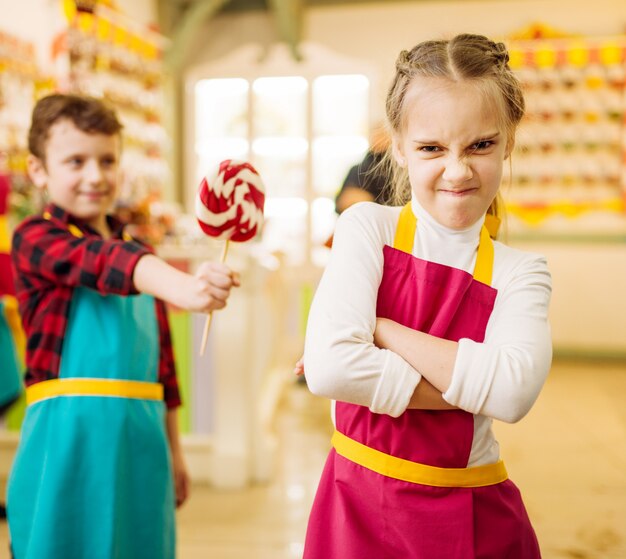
11 203 181 408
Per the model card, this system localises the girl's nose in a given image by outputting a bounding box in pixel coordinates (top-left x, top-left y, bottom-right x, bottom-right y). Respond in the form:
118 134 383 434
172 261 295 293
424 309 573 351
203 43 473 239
442 156 473 183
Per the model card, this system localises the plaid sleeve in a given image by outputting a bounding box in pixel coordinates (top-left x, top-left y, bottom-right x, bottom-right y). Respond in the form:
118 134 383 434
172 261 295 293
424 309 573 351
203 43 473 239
12 216 151 295
155 298 181 409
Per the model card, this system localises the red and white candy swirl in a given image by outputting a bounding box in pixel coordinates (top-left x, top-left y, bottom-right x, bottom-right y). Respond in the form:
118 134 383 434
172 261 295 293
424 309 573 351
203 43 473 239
195 160 265 242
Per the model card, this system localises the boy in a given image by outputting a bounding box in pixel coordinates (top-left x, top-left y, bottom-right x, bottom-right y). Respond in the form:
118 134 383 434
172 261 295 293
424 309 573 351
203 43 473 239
6 94 239 559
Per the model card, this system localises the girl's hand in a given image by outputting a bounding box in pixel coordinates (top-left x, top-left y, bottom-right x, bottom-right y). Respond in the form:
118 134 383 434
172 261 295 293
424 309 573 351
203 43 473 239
171 449 190 508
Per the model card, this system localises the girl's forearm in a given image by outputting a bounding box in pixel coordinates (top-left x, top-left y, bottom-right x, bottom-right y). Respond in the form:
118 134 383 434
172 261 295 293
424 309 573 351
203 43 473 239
375 318 458 394
408 378 456 409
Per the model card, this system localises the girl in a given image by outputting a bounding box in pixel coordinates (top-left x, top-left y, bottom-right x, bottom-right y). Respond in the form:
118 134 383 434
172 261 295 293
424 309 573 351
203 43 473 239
302 34 552 558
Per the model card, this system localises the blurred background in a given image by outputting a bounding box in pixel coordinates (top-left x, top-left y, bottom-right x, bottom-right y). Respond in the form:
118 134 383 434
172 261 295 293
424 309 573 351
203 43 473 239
0 0 625 557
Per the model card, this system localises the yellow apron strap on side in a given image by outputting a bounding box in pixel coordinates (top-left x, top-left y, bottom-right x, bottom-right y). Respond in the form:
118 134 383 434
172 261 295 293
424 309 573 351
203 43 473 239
0 214 10 252
473 225 494 286
332 430 508 488
393 203 416 253
2 295 26 361
26 378 164 406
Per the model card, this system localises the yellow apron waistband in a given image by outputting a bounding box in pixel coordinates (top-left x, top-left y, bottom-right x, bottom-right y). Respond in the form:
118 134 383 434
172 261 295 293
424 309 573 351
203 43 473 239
332 430 508 488
26 378 164 406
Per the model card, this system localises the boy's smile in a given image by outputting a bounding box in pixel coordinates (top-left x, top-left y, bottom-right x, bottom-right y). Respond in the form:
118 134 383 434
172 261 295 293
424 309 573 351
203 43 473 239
28 119 120 235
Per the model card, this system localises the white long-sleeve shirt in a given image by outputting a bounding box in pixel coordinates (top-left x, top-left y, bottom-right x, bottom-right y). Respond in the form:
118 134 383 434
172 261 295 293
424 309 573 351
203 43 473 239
304 200 552 466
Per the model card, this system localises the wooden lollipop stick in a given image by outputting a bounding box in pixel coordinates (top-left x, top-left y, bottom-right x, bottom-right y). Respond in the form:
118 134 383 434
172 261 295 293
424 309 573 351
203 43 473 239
199 239 230 356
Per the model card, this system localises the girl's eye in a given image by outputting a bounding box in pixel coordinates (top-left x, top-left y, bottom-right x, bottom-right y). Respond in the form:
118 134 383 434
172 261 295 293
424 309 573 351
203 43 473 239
101 157 117 168
419 145 441 153
471 140 494 151
69 158 83 167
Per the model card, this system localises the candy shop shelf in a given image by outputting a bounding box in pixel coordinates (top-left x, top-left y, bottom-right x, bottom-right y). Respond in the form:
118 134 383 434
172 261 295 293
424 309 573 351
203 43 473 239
507 231 626 244
52 1 171 211
503 27 626 235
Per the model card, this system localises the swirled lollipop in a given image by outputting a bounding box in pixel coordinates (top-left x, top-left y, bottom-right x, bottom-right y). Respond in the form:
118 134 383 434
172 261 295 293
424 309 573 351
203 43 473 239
196 159 265 242
195 159 265 354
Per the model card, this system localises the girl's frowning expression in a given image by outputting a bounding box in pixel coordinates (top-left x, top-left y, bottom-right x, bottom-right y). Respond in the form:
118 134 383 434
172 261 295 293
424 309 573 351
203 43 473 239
393 77 510 230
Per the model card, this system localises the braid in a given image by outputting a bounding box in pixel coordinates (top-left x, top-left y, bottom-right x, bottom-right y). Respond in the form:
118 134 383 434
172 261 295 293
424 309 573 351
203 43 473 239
395 50 412 76
492 41 511 68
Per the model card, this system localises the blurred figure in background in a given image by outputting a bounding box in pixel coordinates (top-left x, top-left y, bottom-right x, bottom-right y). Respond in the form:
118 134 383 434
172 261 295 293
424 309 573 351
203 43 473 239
0 161 24 520
334 122 392 214
323 123 392 250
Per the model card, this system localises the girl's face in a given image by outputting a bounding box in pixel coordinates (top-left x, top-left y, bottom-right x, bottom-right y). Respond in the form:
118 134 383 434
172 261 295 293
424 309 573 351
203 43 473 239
392 77 510 230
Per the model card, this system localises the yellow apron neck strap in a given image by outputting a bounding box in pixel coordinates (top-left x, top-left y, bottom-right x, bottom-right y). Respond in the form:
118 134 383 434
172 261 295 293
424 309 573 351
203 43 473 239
43 211 84 238
393 202 494 286
484 213 501 240
43 211 130 241
393 203 416 254
474 225 494 286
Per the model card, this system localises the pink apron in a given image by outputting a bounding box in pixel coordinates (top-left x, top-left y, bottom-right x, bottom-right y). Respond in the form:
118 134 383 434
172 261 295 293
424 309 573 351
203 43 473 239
304 204 540 558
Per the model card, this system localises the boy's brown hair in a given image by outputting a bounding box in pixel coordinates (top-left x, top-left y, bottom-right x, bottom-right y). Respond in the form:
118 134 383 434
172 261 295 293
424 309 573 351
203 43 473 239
28 94 123 162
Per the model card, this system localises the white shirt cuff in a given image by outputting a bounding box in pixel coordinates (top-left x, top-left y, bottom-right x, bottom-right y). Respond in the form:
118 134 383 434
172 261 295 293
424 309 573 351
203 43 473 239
443 338 492 414
370 350 421 417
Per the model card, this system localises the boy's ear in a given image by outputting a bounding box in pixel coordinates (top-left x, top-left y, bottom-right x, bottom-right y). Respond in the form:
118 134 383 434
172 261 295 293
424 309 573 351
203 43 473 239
391 136 407 167
26 155 48 189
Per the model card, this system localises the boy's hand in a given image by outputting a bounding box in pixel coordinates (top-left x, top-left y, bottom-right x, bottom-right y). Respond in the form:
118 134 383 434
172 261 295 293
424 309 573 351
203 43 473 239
171 449 190 508
182 262 240 313
133 255 241 313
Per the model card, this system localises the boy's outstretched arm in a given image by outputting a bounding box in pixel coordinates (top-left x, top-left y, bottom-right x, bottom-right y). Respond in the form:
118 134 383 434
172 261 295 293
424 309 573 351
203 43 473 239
133 254 240 313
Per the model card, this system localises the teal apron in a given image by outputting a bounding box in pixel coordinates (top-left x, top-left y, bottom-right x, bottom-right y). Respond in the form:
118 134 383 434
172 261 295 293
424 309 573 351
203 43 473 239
7 288 175 558
0 299 21 412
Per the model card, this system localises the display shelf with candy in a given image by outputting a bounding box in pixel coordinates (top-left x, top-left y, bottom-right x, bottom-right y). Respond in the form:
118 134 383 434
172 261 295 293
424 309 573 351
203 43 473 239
505 25 626 234
51 0 171 243
0 30 54 225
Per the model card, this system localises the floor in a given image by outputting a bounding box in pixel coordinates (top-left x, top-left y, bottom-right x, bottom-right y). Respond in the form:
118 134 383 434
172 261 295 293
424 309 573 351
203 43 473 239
1 359 625 558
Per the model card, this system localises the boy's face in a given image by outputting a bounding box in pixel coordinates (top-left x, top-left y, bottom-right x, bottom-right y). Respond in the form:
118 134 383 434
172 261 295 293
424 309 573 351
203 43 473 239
28 119 120 231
